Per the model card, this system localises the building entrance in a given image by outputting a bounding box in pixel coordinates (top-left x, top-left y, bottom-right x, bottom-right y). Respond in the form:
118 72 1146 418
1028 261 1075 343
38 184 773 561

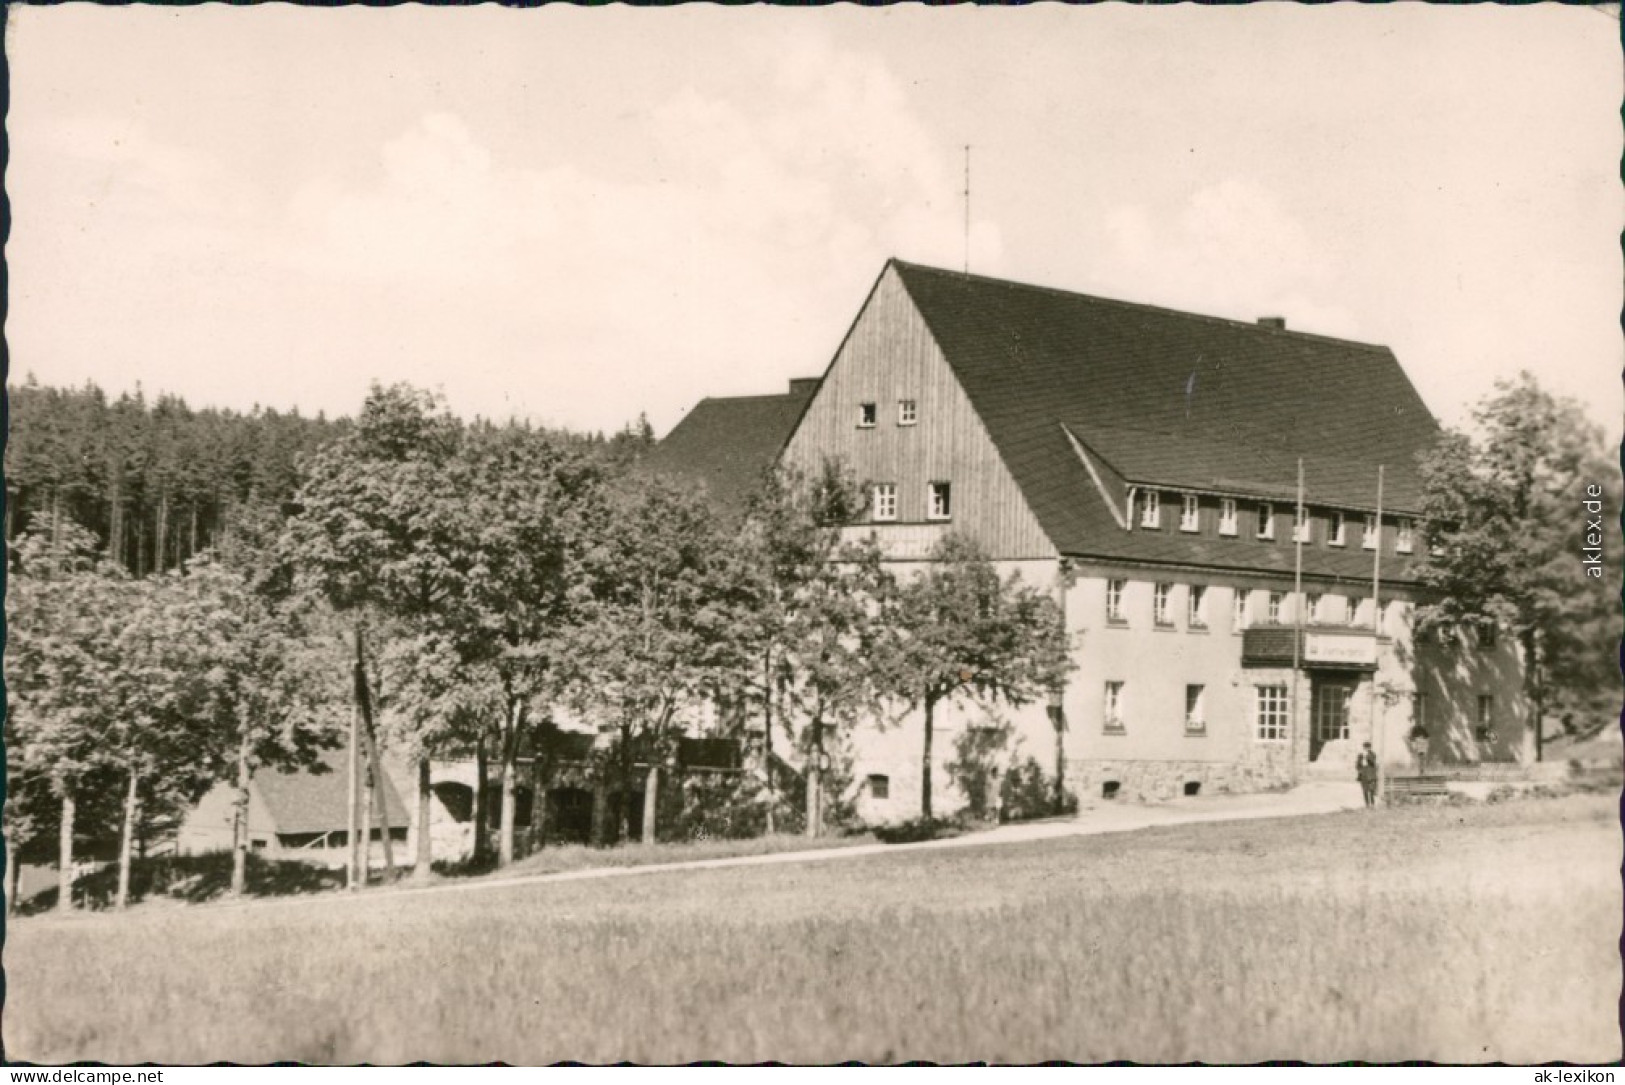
1310 678 1355 762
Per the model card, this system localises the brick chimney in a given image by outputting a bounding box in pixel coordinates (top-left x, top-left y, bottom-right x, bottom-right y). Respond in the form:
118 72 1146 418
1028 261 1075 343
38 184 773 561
1256 316 1286 330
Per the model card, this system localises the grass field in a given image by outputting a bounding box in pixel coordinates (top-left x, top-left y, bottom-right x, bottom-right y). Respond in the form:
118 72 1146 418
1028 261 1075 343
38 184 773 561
6 794 1619 1064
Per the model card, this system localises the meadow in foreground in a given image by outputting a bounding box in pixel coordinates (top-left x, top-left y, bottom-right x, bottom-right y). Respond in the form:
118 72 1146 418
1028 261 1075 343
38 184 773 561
7 794 1619 1065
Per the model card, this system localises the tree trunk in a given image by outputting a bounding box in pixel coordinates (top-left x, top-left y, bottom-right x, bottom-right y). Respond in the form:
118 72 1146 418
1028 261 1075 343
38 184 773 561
348 704 363 891
590 781 609 848
527 743 550 855
806 720 824 838
1524 628 1544 762
921 695 935 820
1053 713 1067 814
498 701 521 868
117 769 140 911
232 730 252 897
57 790 75 914
762 651 776 835
189 504 200 563
414 756 433 884
473 735 489 862
5 834 19 917
642 763 660 845
155 490 170 573
619 727 636 845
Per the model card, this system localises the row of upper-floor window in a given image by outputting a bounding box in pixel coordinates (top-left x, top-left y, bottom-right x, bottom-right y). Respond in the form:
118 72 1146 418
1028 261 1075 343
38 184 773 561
870 481 951 522
857 400 918 429
1132 490 1415 554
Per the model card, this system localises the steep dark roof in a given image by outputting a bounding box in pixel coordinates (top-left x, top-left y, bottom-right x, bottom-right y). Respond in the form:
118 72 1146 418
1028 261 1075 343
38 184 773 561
254 749 410 835
890 260 1439 582
643 383 818 514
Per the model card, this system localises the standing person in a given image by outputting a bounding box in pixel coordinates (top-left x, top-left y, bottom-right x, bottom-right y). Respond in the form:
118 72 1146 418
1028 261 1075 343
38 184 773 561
1356 742 1379 809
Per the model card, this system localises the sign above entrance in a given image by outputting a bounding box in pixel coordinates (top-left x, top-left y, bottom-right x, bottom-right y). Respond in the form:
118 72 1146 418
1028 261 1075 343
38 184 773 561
1304 632 1378 669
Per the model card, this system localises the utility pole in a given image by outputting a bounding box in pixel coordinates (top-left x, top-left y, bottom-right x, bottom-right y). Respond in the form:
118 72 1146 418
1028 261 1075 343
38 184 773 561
1289 458 1304 786
1370 465 1386 805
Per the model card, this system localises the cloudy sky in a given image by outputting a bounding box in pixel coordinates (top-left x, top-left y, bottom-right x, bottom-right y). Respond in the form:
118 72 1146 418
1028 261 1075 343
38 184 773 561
8 5 1621 439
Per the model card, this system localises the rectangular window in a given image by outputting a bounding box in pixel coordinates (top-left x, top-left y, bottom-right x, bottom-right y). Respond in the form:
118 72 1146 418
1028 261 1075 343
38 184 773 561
927 481 952 521
1153 583 1173 627
858 402 877 428
1330 511 1347 547
1292 505 1311 544
1188 585 1207 629
1255 685 1289 741
1140 490 1162 529
1307 593 1323 624
1257 503 1275 540
1397 518 1414 554
1106 579 1126 623
1219 498 1238 536
1363 513 1378 550
868 774 890 800
1344 596 1362 626
1103 681 1126 733
1180 493 1200 532
898 399 918 426
1185 684 1207 734
1476 694 1494 740
1267 591 1283 625
872 483 897 522
1232 588 1248 633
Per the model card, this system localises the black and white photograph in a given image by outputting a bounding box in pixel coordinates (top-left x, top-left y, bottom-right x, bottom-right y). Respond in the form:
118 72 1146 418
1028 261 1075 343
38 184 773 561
3 2 1621 1067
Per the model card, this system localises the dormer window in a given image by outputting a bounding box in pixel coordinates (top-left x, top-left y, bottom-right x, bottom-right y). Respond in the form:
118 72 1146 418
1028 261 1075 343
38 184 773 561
1329 511 1346 547
1397 518 1415 554
858 402 877 428
898 399 918 426
1362 513 1378 550
1140 490 1162 529
1219 498 1238 537
927 481 952 521
1257 503 1275 540
1180 493 1200 533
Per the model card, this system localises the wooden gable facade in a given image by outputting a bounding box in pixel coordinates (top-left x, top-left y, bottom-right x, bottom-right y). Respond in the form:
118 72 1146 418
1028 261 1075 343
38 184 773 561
779 264 1056 561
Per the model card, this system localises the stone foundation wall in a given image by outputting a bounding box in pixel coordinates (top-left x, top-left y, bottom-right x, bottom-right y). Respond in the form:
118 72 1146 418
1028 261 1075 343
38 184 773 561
1069 755 1296 804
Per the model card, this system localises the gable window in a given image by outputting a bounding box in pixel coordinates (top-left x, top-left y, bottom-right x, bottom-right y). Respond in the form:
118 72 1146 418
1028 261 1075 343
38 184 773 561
1185 685 1207 735
1475 694 1495 741
1255 685 1289 741
858 402 877 428
1219 498 1238 537
1188 585 1207 629
1140 490 1162 529
1257 503 1275 540
1103 681 1126 733
1266 591 1283 625
1292 505 1311 544
927 482 952 521
1153 583 1173 627
867 774 890 800
898 399 918 426
1397 518 1415 554
1329 511 1347 547
1105 579 1127 623
872 483 898 522
1180 493 1200 533
1363 513 1379 550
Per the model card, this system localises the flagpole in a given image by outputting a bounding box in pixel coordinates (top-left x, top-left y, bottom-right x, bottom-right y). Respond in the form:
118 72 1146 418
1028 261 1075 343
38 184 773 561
1370 465 1385 805
1290 458 1304 787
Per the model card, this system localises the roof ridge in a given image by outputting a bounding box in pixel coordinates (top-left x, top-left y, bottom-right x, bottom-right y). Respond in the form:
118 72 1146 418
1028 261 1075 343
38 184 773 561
889 258 1393 353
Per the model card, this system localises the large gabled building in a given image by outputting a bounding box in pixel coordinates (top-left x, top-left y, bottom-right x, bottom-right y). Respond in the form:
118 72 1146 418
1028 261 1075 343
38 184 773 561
656 259 1528 819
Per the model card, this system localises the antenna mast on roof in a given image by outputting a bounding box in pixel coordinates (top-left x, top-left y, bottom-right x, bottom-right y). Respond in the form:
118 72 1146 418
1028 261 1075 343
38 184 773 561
963 144 971 276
